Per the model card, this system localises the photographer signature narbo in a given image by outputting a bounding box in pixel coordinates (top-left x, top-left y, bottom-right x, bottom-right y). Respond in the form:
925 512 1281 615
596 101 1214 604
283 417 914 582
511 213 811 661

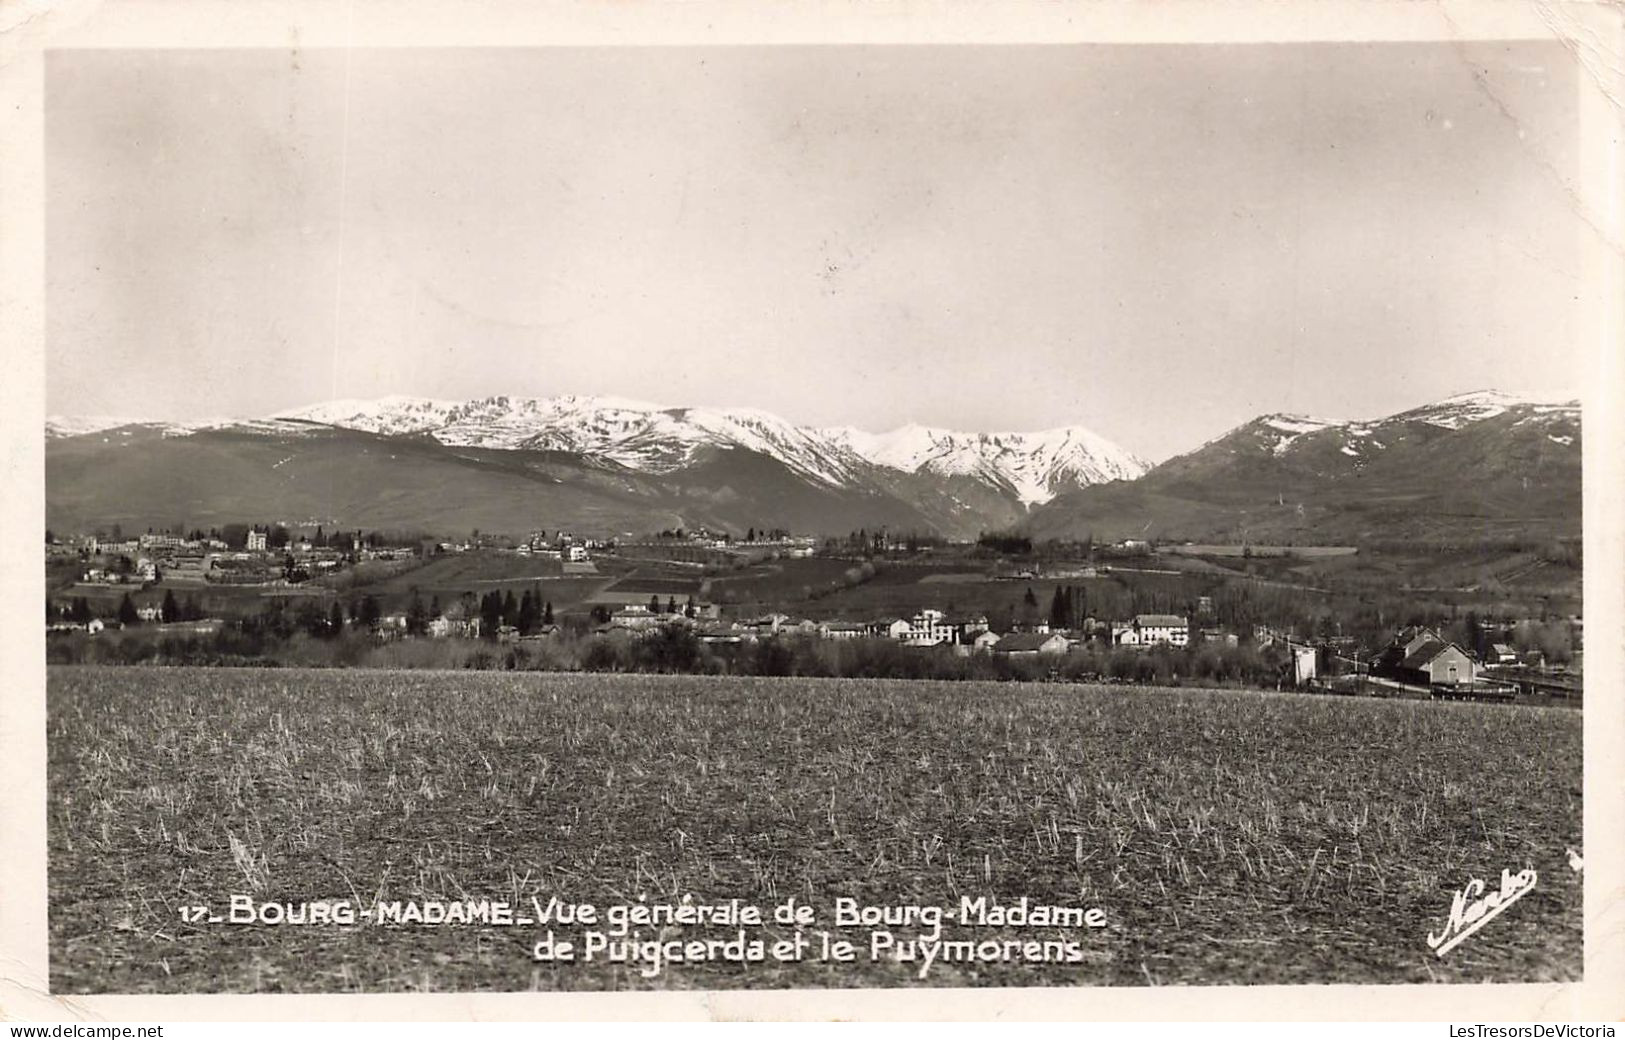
1427 867 1538 957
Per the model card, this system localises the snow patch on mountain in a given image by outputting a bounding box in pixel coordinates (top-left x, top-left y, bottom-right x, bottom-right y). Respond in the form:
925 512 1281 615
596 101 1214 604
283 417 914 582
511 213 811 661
1394 389 1578 430
1172 390 1579 472
47 415 322 440
1260 415 1339 456
46 416 145 439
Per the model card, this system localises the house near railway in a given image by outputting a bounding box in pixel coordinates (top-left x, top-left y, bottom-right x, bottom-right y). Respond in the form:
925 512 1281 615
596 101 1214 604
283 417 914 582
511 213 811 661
1372 627 1477 687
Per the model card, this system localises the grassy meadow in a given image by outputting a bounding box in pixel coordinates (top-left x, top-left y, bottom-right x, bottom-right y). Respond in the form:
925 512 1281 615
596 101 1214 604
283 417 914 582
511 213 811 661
48 666 1582 992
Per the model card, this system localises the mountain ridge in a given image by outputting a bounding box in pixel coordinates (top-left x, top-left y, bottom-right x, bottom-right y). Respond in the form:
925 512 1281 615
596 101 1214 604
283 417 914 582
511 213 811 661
48 393 1151 508
1021 390 1580 544
45 389 1580 542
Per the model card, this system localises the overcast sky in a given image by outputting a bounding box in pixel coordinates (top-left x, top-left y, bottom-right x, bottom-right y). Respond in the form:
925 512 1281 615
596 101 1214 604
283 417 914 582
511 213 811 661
46 43 1581 461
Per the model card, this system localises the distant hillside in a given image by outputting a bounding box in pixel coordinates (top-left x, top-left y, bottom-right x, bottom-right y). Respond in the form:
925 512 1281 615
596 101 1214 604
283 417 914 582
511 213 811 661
1022 392 1581 544
44 424 944 538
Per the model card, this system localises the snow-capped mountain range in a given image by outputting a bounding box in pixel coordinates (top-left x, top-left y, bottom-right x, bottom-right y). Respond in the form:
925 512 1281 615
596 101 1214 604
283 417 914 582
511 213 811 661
43 388 1578 517
46 388 1583 542
47 394 1151 508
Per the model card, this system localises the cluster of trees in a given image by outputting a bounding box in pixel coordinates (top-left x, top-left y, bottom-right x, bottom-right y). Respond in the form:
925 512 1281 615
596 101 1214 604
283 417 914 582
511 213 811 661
1047 586 1083 631
828 529 891 555
48 602 1296 690
1440 611 1577 665
237 598 348 640
227 524 428 553
68 521 432 554
566 630 1291 686
821 528 946 555
650 526 802 543
47 591 206 625
744 527 794 543
806 561 880 602
472 588 555 636
988 578 1215 634
975 531 1034 556
586 596 694 623
47 597 97 624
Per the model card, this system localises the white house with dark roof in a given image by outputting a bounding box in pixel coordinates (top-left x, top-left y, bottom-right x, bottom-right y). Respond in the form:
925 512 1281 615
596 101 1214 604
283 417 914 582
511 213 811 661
1112 614 1189 647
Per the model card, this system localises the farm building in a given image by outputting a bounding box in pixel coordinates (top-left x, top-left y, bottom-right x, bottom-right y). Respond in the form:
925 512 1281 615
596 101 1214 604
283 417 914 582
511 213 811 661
881 618 912 640
818 621 869 641
994 632 1069 657
1373 627 1477 687
969 630 1002 654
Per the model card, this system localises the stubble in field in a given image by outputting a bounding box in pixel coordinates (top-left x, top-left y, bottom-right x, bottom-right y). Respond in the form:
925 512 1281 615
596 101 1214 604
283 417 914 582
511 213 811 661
47 666 1582 991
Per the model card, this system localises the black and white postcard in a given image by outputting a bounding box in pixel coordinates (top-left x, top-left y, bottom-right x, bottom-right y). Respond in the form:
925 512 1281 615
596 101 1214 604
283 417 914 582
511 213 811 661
2 0 1622 1024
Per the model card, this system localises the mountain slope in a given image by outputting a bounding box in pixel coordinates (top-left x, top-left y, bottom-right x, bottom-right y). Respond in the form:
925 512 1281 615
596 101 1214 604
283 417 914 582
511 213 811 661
47 394 1147 537
1022 392 1580 544
44 424 946 538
